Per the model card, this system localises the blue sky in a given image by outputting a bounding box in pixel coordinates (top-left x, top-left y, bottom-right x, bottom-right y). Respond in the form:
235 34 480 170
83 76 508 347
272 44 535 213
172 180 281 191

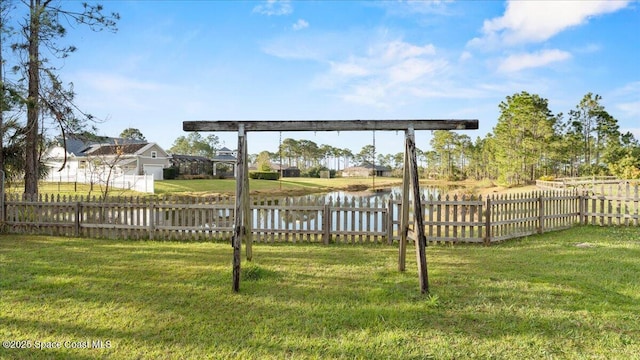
39 1 640 155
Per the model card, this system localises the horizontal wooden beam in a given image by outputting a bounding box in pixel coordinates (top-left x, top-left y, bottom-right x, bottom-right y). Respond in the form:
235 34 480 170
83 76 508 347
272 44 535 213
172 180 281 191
183 119 478 132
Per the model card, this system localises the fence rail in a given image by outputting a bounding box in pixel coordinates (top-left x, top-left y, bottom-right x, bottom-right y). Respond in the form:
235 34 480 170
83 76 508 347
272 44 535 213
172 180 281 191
2 185 639 244
536 178 638 195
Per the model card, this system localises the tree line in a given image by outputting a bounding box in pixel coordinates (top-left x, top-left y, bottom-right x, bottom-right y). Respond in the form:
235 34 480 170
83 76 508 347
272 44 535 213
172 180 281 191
169 91 638 185
460 91 639 185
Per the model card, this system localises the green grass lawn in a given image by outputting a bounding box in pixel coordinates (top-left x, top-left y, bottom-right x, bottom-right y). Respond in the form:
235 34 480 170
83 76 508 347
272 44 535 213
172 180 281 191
154 178 324 195
155 177 404 196
1 226 639 359
7 177 405 198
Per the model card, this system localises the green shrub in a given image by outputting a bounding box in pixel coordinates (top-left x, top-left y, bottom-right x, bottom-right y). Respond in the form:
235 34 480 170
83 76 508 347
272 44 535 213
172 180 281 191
249 171 280 180
179 174 213 180
163 167 179 180
302 165 329 178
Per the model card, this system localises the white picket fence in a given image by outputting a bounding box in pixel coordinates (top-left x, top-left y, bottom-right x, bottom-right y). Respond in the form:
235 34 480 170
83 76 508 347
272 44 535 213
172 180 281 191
44 171 154 193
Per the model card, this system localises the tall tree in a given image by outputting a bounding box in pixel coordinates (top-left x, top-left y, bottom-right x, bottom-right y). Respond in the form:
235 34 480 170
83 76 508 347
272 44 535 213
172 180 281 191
565 93 626 175
340 148 353 169
0 1 6 175
297 139 320 168
568 93 602 173
120 127 146 141
607 132 640 179
430 130 458 179
355 145 376 166
169 132 219 158
0 0 17 177
255 151 273 171
279 138 299 167
12 1 119 195
493 92 558 185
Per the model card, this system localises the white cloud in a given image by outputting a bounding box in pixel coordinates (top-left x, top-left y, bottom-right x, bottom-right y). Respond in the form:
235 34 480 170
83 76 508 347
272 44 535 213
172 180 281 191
262 31 361 60
264 32 506 109
498 49 572 73
292 19 309 31
609 81 640 118
617 101 640 117
388 58 448 84
317 40 449 106
330 61 370 77
459 51 472 62
605 82 640 140
342 83 389 108
574 43 602 54
377 0 453 17
253 0 293 16
380 41 436 61
471 0 630 47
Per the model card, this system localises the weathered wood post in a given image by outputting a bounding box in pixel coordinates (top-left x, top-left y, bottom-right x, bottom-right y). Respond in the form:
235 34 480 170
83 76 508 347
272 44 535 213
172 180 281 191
537 194 544 234
405 127 429 294
323 203 331 245
242 129 252 262
75 201 81 237
398 129 411 272
484 197 492 246
232 124 246 292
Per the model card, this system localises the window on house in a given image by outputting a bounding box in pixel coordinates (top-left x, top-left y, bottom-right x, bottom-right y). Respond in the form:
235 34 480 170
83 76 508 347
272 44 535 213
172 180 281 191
151 151 157 159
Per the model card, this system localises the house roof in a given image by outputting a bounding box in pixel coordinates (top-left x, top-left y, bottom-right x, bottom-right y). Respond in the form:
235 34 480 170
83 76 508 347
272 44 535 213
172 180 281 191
212 154 237 162
271 164 299 171
343 163 391 172
56 133 148 156
84 143 148 156
171 154 212 162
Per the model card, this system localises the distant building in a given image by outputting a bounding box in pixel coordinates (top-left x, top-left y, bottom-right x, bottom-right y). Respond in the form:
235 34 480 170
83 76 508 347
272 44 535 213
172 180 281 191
44 133 170 180
341 163 391 177
169 155 213 176
271 164 301 177
212 147 237 177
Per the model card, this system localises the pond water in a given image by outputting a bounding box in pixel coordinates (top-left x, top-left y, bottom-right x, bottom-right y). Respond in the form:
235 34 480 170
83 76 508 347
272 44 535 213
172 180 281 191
292 186 438 204
250 186 451 234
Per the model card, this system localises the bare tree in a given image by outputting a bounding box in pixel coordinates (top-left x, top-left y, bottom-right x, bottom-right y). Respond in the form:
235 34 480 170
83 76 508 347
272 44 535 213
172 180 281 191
83 141 132 200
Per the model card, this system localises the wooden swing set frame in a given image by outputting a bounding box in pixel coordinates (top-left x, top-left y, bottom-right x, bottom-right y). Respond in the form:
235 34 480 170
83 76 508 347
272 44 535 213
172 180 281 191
183 119 478 293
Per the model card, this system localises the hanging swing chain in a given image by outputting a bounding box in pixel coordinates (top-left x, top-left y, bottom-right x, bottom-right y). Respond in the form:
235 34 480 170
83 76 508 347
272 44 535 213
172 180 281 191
279 131 283 182
372 130 376 190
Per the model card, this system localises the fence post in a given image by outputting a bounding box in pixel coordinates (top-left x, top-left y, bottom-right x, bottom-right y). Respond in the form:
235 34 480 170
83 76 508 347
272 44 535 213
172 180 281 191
386 198 394 245
323 204 330 245
537 194 544 234
75 202 81 237
149 202 155 240
484 197 491 246
579 192 587 225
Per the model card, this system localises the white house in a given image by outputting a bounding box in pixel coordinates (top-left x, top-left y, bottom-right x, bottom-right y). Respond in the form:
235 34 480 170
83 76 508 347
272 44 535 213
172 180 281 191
82 142 170 180
44 134 170 184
